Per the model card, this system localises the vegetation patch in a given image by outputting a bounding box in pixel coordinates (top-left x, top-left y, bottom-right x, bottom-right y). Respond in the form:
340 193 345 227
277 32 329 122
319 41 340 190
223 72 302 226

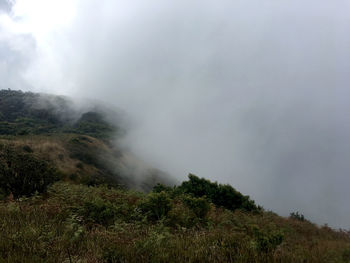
153 174 259 212
1 89 350 262
0 144 59 198
0 90 119 140
0 181 349 262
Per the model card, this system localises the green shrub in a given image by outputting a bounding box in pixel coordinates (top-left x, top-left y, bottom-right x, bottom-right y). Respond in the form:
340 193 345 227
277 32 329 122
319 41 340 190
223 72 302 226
249 225 284 253
0 145 59 198
182 195 210 219
138 191 172 221
178 174 258 212
165 195 211 228
79 198 119 226
166 201 194 228
258 232 283 253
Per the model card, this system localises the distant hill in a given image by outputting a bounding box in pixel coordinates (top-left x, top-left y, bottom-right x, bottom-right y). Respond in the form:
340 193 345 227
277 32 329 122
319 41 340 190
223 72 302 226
0 89 172 191
0 89 119 139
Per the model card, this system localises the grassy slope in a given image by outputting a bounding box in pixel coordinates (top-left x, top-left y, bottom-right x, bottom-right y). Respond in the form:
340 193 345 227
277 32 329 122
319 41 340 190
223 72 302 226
0 182 349 263
1 90 350 262
0 133 171 191
0 90 172 191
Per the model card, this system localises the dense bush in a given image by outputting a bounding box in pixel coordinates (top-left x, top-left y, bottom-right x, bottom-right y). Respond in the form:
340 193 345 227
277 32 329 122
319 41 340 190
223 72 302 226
79 198 119 226
178 174 258 212
161 195 212 228
138 191 172 221
151 175 259 227
182 195 210 219
0 145 59 198
254 229 284 253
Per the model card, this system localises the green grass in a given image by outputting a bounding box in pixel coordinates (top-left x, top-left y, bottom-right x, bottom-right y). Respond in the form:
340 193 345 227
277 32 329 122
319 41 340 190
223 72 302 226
0 182 349 263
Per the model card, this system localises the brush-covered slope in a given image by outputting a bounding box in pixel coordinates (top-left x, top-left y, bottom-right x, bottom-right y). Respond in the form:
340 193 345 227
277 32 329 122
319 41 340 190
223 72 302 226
0 89 171 191
0 176 350 263
1 89 350 262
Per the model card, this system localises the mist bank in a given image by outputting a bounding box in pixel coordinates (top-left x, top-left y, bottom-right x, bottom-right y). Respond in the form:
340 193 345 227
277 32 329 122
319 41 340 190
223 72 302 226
1 0 350 228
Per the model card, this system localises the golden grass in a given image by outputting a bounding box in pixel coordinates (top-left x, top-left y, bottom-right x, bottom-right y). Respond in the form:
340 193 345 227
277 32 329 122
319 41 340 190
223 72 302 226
0 134 107 178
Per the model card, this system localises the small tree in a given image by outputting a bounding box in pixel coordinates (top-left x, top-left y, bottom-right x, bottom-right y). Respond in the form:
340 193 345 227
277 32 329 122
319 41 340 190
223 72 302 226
0 146 59 198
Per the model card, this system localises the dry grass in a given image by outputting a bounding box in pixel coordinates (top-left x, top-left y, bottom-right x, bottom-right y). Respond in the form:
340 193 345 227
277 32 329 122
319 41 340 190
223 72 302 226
0 134 108 179
0 182 349 263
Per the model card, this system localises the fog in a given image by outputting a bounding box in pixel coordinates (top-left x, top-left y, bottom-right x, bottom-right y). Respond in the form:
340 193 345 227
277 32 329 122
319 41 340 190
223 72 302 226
1 0 350 228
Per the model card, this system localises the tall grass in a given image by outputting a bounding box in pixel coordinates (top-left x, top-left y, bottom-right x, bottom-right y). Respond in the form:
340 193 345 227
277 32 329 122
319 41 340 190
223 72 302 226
0 182 349 262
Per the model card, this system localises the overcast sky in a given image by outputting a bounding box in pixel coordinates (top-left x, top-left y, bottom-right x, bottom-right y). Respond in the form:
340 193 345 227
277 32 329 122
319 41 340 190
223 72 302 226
0 0 350 228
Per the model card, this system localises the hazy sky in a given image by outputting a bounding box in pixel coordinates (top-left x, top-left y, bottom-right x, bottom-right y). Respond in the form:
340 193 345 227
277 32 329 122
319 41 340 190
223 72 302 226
1 0 350 228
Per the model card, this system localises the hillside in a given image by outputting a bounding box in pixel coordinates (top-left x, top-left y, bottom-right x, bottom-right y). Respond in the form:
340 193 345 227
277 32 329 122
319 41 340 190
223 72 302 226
1 177 350 262
0 90 171 191
0 90 350 262
0 89 119 139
